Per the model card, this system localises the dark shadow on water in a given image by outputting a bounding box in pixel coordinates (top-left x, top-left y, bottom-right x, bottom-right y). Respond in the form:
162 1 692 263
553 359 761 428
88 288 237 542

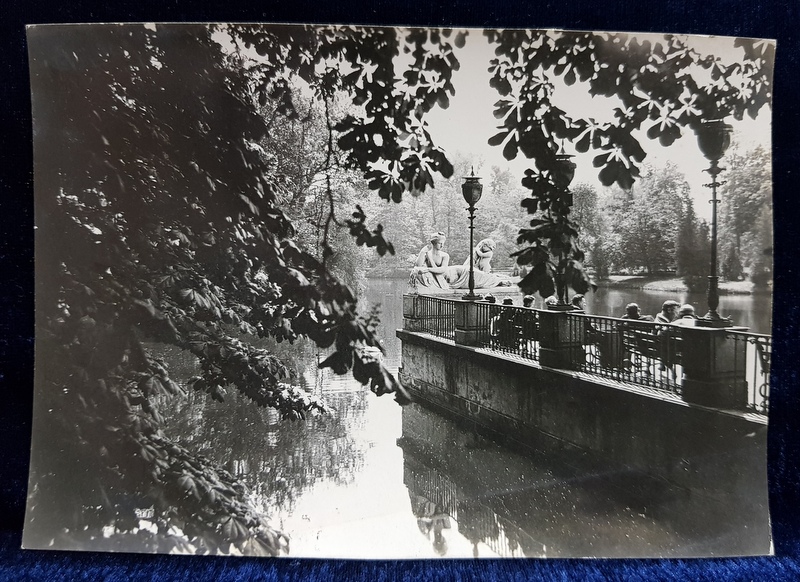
399 402 771 558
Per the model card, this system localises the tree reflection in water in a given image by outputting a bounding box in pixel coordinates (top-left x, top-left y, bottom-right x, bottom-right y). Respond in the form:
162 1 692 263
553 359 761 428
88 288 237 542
127 280 768 557
153 341 370 518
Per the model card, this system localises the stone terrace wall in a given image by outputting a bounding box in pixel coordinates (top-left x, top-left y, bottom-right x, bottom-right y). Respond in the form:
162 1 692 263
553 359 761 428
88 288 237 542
397 329 769 517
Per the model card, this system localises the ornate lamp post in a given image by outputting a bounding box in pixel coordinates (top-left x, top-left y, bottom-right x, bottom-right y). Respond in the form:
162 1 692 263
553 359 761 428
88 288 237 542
679 118 750 410
552 145 577 305
553 146 577 198
461 168 483 301
695 119 734 327
538 145 583 367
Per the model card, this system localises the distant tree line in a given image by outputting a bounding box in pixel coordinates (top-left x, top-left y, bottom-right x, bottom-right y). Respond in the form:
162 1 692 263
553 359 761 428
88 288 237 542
717 145 773 286
575 147 772 290
26 23 772 557
373 148 772 293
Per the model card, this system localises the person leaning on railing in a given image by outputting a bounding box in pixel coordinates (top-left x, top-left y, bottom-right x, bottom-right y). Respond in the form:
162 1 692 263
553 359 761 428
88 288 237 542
654 301 680 366
518 295 538 351
486 295 503 344
657 304 697 374
570 294 586 310
654 300 681 324
620 303 655 322
617 303 655 372
569 293 616 366
572 294 601 343
495 298 522 349
671 304 698 326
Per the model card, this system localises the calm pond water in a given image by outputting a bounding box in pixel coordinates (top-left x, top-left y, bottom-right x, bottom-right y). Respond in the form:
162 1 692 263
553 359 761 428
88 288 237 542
157 277 771 558
584 286 772 335
514 282 771 335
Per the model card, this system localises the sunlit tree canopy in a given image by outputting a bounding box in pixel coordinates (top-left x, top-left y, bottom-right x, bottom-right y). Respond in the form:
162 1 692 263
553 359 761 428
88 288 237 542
26 23 773 555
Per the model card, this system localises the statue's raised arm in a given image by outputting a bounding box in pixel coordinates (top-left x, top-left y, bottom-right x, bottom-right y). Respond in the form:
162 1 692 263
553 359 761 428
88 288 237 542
464 238 496 273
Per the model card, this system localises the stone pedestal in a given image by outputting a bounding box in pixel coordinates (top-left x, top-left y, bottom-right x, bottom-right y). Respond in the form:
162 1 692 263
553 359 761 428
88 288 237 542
402 294 422 332
454 300 488 346
402 294 418 317
538 308 585 369
680 326 748 409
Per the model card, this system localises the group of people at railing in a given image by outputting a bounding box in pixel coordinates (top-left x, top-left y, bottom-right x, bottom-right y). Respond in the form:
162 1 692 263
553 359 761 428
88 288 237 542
480 294 703 377
620 299 699 327
407 288 769 411
410 232 513 291
407 285 769 412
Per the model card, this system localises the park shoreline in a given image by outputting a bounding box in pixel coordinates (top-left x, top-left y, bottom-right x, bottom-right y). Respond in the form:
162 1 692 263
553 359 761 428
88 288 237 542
367 270 770 296
596 275 769 296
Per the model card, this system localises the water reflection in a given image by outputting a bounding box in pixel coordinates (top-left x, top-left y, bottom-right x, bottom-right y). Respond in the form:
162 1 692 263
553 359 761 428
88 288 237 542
586 287 772 334
408 488 452 556
147 278 769 557
399 403 769 558
157 343 370 517
404 455 546 558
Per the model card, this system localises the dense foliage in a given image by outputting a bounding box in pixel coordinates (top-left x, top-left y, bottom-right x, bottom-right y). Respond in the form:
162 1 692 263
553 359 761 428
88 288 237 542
717 146 773 285
601 164 691 274
26 23 464 554
677 202 713 291
25 24 773 556
483 30 773 300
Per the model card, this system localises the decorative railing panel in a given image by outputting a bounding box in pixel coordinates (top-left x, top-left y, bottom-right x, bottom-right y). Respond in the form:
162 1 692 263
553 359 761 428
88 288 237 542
405 295 769 416
412 295 456 339
483 303 541 361
728 331 770 414
570 314 683 396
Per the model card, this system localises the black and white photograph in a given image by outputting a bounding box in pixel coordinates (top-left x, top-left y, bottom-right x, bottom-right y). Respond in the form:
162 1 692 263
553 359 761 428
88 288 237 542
24 22 773 558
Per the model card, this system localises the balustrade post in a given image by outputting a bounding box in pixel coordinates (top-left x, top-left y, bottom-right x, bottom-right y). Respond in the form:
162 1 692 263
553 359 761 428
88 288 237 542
402 293 423 332
538 308 585 369
454 300 486 346
680 326 749 409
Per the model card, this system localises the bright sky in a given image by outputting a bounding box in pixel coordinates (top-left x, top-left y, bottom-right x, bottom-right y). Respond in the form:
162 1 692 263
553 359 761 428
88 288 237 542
423 29 773 222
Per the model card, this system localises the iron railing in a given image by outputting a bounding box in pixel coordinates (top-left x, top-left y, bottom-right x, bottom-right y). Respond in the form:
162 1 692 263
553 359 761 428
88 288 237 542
406 295 770 415
475 302 541 361
727 330 771 414
410 295 456 339
572 315 683 396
